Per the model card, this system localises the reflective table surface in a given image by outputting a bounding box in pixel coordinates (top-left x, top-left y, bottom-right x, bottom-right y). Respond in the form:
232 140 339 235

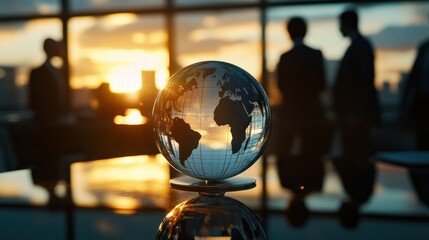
0 154 429 240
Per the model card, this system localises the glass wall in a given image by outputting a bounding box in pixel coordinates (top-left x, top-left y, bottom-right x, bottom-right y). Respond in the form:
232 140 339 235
69 14 168 112
266 2 429 121
265 1 429 211
175 0 256 6
175 9 261 80
70 0 164 13
0 19 62 110
0 0 59 16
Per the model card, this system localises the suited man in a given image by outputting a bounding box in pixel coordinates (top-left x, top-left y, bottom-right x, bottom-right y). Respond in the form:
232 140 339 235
333 9 380 228
29 38 67 124
277 17 326 136
28 38 67 207
402 39 429 206
276 17 326 226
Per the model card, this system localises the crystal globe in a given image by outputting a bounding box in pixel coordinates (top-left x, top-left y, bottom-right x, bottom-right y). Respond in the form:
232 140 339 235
156 195 267 239
153 61 271 180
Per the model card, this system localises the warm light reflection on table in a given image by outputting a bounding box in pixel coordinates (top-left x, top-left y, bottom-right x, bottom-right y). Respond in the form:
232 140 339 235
71 154 263 213
71 154 170 212
1 154 429 217
0 169 48 205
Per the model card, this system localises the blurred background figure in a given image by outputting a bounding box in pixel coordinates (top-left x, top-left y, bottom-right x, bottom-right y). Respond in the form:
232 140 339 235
401 37 429 206
275 16 328 226
29 38 67 124
27 38 68 207
332 9 380 228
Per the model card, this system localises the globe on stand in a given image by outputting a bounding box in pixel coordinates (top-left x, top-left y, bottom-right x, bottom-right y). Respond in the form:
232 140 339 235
153 60 271 183
153 61 271 239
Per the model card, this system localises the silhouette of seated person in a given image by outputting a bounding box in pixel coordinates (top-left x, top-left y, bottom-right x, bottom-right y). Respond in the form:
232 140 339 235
401 37 429 206
28 38 67 207
275 16 328 226
332 9 379 228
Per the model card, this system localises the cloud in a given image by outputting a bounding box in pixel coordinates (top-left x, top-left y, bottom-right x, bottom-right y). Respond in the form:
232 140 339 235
79 17 165 49
0 0 37 15
78 11 258 54
71 0 161 11
177 38 242 54
368 24 429 49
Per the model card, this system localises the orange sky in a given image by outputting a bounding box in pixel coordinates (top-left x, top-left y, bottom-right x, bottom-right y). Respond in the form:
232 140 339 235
0 3 428 94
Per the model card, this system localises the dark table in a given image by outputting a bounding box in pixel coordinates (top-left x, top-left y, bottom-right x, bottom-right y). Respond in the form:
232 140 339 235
373 151 429 168
373 151 429 207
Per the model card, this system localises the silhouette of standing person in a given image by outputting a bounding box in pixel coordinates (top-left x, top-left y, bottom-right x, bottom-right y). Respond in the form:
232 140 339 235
29 38 67 124
332 9 380 228
275 17 327 226
28 38 67 207
401 37 429 206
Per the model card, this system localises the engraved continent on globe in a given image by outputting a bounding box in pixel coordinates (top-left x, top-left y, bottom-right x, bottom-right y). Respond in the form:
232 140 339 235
153 61 271 180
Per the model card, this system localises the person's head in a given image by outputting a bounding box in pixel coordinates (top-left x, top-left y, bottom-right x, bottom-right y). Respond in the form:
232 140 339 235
339 9 359 37
43 38 61 58
286 17 307 40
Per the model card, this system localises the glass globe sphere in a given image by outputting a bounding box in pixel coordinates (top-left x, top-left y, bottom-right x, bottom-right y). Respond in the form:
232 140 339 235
156 195 267 240
153 61 271 180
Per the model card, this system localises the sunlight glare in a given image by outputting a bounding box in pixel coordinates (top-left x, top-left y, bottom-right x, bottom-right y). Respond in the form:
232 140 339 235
114 108 148 125
101 13 138 30
108 66 141 93
132 32 146 44
155 67 169 90
105 194 140 210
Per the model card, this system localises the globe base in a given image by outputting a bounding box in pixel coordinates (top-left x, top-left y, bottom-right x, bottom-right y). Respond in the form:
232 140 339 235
169 176 256 194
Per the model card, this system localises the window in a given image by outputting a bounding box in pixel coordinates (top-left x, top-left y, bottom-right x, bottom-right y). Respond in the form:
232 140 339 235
266 2 429 121
0 19 62 110
0 0 59 16
175 9 261 81
70 0 164 13
69 14 168 111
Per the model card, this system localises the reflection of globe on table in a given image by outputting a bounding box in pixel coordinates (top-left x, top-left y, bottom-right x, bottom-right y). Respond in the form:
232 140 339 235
153 61 271 180
157 195 267 239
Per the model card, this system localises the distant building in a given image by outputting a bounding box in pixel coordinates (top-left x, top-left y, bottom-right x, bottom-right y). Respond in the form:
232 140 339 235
0 66 21 110
380 81 398 106
397 72 409 101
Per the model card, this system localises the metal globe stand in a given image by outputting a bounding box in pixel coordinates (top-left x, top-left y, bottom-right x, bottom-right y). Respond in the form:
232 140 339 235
169 176 256 195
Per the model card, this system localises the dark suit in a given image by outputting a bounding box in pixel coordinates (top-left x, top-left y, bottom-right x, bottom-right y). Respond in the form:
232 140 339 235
333 33 380 125
402 40 429 136
277 43 325 128
28 61 67 205
333 33 379 205
276 43 327 193
29 61 66 124
402 40 429 206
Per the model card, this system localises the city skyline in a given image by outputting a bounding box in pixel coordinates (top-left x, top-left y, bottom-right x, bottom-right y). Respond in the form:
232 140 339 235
1 2 429 111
